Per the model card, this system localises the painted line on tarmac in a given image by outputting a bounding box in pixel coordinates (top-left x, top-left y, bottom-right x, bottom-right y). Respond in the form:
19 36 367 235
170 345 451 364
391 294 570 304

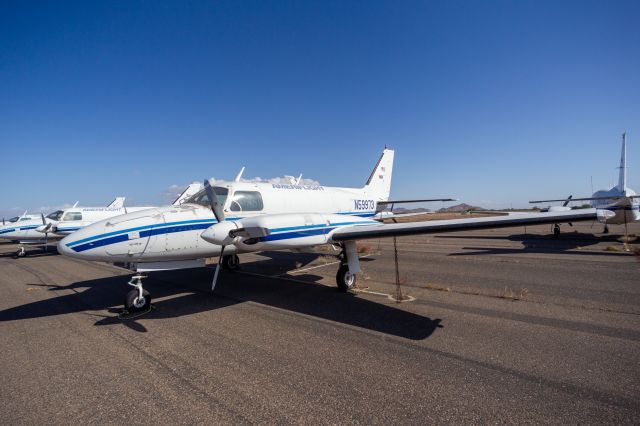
280 253 374 276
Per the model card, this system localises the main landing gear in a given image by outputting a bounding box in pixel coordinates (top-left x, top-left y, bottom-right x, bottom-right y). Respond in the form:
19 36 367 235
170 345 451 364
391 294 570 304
603 225 610 234
552 224 561 239
221 254 240 271
124 274 151 313
15 247 26 258
336 242 360 292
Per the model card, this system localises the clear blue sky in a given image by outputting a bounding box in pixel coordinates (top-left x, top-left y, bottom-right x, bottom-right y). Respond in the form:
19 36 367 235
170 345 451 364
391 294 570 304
1 0 639 216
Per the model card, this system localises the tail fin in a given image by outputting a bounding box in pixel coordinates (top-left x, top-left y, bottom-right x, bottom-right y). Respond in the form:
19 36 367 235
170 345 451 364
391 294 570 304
107 197 126 208
617 132 627 191
364 148 394 201
173 182 202 205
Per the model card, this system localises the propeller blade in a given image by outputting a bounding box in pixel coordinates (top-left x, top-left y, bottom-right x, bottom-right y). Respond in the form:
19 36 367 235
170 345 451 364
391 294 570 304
212 245 225 291
40 213 46 225
204 179 225 223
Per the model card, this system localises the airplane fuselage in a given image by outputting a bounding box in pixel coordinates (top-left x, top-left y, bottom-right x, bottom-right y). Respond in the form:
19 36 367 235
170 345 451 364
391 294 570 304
591 187 640 224
59 181 383 263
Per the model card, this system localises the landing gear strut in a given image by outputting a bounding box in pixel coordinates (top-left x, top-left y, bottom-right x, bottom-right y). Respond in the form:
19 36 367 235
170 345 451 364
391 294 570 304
221 254 240 271
336 242 360 292
15 247 26 258
552 224 561 239
124 274 151 313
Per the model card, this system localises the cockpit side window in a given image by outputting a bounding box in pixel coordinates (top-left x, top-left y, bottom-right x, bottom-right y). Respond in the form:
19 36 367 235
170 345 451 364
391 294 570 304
229 191 264 212
185 187 229 208
8 217 19 223
62 211 83 221
20 217 32 221
46 210 64 221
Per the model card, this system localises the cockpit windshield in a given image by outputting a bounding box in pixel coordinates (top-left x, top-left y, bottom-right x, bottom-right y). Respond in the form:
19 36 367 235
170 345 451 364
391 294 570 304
46 210 64 221
185 187 229 208
8 216 19 223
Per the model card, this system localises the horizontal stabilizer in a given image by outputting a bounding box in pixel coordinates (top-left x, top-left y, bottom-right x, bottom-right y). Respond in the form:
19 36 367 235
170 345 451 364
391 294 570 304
378 198 457 205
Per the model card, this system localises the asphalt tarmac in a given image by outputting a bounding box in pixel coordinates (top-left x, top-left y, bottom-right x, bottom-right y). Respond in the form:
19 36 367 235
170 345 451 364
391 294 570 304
0 221 639 424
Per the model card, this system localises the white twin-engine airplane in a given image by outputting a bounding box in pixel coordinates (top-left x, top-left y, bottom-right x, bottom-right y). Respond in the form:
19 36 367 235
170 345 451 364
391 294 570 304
59 148 608 314
530 132 640 237
2 184 202 257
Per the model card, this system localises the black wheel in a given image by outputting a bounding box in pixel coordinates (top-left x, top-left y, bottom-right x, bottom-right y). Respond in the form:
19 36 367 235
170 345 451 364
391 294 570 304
553 224 560 239
16 249 26 258
222 254 240 271
603 226 609 234
125 289 151 313
336 264 356 292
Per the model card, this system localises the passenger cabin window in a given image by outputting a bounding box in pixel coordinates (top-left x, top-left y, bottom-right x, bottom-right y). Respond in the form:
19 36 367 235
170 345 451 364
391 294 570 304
20 217 32 221
62 212 83 221
46 210 64 221
229 191 264 212
185 187 229 208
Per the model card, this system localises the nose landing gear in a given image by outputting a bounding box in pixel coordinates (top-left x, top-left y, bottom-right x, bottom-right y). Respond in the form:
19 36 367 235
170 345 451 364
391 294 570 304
124 274 151 314
552 224 561 238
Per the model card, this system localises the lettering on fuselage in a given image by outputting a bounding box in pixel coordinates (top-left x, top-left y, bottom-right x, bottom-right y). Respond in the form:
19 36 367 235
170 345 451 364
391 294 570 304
354 199 375 211
271 184 325 191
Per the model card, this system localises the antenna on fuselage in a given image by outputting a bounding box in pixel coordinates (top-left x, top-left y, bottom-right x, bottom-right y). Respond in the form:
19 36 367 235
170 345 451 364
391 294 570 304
73 201 79 208
235 167 245 182
295 174 302 185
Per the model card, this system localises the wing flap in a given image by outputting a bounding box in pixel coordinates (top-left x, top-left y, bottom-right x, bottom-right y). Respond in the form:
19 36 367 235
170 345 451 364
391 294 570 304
331 209 599 241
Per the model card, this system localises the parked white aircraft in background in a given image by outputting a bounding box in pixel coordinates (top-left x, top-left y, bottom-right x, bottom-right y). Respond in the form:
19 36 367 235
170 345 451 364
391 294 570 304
0 183 202 257
59 148 604 314
531 132 639 237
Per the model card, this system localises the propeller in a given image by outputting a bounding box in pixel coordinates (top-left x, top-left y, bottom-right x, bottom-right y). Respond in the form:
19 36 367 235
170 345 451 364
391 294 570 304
40 213 51 251
204 179 226 291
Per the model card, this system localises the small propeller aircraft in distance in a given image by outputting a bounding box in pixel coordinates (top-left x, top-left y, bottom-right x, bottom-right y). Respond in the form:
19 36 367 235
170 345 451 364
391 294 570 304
58 148 610 314
530 132 640 237
1 184 202 257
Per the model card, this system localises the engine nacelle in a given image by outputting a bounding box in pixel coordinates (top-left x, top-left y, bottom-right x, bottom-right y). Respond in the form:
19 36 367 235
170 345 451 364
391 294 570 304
200 213 373 250
596 209 615 223
200 221 241 246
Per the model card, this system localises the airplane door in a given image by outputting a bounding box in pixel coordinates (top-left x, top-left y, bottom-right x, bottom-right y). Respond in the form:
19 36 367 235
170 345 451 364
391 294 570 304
104 215 163 256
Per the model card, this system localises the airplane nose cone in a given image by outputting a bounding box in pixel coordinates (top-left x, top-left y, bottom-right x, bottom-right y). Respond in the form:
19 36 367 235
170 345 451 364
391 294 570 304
57 235 76 257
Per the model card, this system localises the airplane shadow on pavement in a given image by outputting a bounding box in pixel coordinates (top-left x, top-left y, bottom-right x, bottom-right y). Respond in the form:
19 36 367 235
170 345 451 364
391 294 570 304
0 255 442 340
436 232 635 257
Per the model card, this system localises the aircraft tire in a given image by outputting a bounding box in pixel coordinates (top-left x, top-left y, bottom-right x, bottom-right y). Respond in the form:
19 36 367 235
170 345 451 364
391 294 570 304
222 254 240 271
125 289 151 313
553 225 560 239
336 264 356 292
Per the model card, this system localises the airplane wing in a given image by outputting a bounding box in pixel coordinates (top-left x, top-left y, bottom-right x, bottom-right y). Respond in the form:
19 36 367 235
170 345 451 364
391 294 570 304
530 196 640 203
331 209 601 242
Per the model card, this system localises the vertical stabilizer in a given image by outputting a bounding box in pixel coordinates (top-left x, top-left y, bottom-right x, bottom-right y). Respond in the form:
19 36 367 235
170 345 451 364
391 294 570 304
618 132 627 191
107 197 126 208
364 148 395 201
173 183 203 205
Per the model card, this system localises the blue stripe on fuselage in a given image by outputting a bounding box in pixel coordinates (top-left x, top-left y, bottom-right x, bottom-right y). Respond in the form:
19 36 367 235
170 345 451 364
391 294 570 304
67 216 375 253
66 218 219 247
